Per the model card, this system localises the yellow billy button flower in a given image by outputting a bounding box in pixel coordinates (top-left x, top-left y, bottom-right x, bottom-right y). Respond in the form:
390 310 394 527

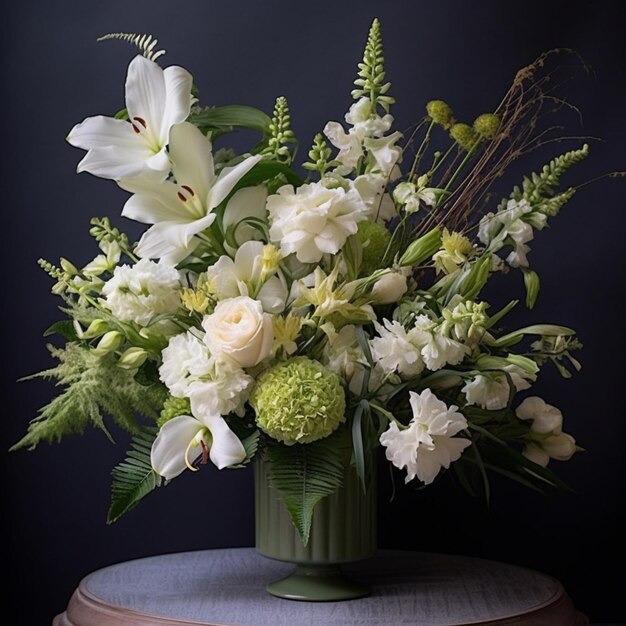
433 228 475 274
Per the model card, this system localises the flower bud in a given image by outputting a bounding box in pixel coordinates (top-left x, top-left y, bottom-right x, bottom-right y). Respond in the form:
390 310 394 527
523 269 540 309
371 272 408 304
77 318 108 339
399 227 442 266
117 347 149 370
93 331 124 356
60 257 79 275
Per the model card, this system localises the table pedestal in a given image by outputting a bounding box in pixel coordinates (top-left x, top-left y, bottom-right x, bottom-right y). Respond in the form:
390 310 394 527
54 548 587 625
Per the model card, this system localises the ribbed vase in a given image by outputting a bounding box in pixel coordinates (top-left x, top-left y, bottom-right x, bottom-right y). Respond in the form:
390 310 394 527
254 455 377 600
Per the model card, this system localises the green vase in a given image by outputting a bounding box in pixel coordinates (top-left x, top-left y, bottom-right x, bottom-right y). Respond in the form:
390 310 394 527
254 455 377 602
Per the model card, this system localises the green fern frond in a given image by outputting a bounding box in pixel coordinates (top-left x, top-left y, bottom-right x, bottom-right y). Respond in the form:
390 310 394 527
261 97 297 164
504 144 589 210
108 427 164 523
265 438 344 545
97 32 166 62
12 343 167 451
350 18 394 113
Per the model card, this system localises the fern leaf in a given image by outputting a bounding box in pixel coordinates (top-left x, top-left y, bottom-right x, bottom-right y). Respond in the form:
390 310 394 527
12 343 167 451
107 428 164 523
97 32 166 62
265 438 345 546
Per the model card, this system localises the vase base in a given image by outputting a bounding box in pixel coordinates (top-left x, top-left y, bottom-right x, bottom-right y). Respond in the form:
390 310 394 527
266 564 370 602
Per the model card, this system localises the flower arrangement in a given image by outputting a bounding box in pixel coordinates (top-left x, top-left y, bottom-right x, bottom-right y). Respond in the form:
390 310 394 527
14 22 587 544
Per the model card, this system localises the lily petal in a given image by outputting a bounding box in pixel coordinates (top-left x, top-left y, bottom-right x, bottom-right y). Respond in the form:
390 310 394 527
169 122 215 200
160 66 195 138
207 155 263 210
125 56 167 140
67 115 139 150
151 415 203 480
197 414 246 469
135 216 213 261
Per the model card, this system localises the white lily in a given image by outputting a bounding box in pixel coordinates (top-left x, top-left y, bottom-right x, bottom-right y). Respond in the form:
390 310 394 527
151 412 246 479
120 122 262 263
67 55 193 181
222 186 268 255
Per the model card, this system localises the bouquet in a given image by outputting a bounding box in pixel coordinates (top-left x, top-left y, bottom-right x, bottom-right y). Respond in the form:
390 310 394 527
14 21 585 545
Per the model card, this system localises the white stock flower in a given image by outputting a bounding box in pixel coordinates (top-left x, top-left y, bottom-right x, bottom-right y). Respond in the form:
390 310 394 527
151 412 245 478
159 331 253 417
516 396 577 467
371 319 425 378
267 182 368 263
67 55 193 181
120 122 261 263
462 365 533 411
363 132 403 177
202 296 274 368
205 241 287 314
380 389 471 485
101 258 181 326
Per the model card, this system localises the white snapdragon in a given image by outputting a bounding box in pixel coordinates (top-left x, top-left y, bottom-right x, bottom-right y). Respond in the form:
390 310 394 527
101 258 181 326
323 98 394 174
462 365 532 411
380 388 471 484
370 320 425 378
202 296 274 368
267 182 369 263
478 199 541 268
159 331 254 418
516 396 577 467
412 315 469 371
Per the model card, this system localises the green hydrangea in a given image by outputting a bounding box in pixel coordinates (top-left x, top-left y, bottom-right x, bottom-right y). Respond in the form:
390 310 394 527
357 220 392 276
250 357 346 445
157 396 191 427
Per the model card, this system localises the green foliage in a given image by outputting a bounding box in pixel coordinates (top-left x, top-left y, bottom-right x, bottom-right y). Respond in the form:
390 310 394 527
89 217 134 259
350 18 394 113
264 436 345 545
107 427 164 523
261 97 297 164
188 105 272 139
505 144 589 212
12 343 167 451
97 32 166 62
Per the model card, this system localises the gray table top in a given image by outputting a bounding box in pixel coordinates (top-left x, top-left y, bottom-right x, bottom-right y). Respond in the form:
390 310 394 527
54 547 585 626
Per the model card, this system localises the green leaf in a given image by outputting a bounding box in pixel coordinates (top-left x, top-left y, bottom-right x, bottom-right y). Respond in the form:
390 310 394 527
188 105 272 135
44 320 78 341
107 428 164 523
228 430 260 469
522 268 540 309
265 437 345 546
489 324 576 349
343 234 363 281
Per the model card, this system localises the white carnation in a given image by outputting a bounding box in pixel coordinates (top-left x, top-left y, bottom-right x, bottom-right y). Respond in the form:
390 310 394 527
159 331 253 417
380 388 471 485
101 258 181 326
267 182 368 263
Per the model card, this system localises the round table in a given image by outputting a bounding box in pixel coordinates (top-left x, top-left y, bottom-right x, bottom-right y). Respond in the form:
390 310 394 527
53 548 587 625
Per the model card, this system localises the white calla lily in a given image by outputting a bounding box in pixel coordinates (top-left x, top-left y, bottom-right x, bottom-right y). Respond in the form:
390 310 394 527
67 55 193 181
151 413 246 479
120 122 262 263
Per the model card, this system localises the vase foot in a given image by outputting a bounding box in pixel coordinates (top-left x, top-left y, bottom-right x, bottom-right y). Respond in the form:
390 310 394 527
266 564 370 602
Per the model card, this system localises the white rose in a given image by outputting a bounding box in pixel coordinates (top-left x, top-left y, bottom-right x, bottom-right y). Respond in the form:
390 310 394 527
202 296 273 368
371 272 408 304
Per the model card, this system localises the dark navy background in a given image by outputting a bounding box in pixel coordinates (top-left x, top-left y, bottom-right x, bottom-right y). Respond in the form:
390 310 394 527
2 1 625 623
